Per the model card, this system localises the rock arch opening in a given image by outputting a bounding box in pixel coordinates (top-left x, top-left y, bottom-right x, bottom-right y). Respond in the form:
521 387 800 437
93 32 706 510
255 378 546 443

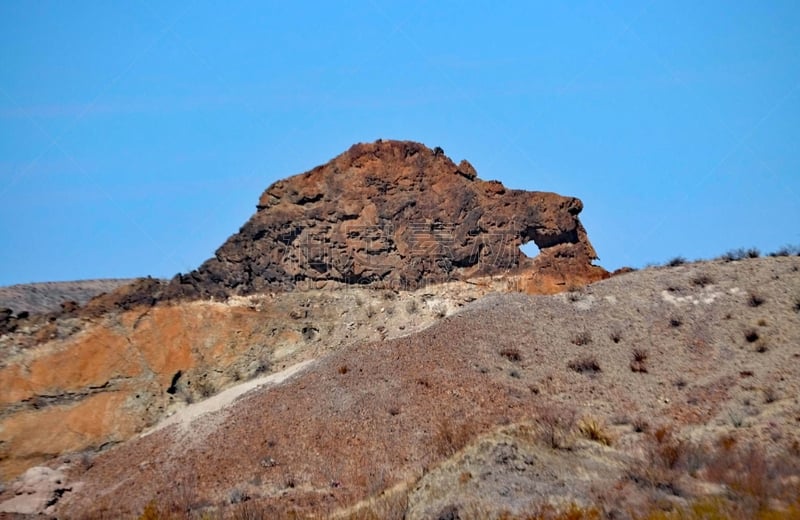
520 241 541 260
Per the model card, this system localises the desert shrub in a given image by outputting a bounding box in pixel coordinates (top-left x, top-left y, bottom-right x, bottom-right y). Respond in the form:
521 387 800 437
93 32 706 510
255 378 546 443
744 329 760 343
632 417 649 433
729 409 745 428
537 405 577 449
609 329 622 343
231 501 271 520
339 487 409 520
651 426 686 471
229 488 249 505
627 428 685 495
433 416 473 457
769 244 800 256
578 417 613 446
669 317 682 328
692 273 714 287
793 298 800 313
138 501 162 520
195 378 216 399
636 495 798 520
501 503 601 519
630 348 649 373
568 356 601 374
338 364 349 374
703 441 782 509
666 256 687 267
748 292 765 307
500 347 522 362
718 247 761 262
763 385 778 404
404 299 418 314
566 284 584 302
571 331 592 346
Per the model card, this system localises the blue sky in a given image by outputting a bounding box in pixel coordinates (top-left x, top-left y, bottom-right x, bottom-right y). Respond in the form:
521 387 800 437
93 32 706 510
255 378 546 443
1 1 799 285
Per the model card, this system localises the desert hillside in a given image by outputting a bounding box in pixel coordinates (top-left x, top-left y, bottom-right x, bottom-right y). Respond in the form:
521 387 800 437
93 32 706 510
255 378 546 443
1 256 796 519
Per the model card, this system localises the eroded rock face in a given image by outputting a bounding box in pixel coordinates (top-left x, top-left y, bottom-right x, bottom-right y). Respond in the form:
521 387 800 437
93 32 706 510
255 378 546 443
166 140 604 299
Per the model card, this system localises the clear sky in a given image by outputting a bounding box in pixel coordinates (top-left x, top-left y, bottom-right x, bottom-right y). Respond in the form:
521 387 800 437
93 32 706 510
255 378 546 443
1 1 799 286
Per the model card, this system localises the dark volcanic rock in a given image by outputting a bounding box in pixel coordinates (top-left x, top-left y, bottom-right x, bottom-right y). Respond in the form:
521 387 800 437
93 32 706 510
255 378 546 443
164 140 604 299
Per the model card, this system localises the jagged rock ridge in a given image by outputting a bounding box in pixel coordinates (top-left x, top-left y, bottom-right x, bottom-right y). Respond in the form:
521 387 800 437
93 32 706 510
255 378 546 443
167 140 604 299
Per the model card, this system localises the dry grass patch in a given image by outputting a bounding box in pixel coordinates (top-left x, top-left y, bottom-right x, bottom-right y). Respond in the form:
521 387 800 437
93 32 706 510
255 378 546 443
578 417 613 446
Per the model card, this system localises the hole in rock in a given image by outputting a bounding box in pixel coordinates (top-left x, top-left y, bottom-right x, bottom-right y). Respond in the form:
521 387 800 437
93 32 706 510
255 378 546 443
520 241 541 260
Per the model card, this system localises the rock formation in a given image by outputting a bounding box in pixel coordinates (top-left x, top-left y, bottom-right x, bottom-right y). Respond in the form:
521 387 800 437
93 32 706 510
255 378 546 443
0 139 608 483
165 140 605 299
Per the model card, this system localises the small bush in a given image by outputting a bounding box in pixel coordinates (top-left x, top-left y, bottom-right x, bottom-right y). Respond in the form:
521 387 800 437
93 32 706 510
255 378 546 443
609 329 622 343
744 330 759 343
629 425 688 493
571 331 592 346
692 273 714 287
568 356 601 374
793 298 800 313
229 488 249 504
338 364 349 374
566 284 584 302
630 348 649 373
195 378 216 399
769 244 800 257
537 405 577 449
718 247 760 262
433 416 472 457
500 347 522 362
748 292 765 307
633 417 649 433
666 256 687 267
404 299 418 314
763 386 778 404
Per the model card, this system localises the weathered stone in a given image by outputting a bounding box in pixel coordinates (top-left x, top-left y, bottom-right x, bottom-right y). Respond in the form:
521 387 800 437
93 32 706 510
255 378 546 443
164 140 605 299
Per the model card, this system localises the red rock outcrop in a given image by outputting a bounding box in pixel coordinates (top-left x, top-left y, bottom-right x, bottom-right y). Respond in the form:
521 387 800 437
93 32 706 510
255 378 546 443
165 140 605 299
